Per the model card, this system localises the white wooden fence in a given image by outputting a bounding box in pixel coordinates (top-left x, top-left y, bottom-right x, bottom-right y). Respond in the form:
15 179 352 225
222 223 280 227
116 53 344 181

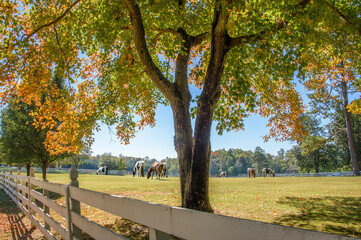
0 167 359 240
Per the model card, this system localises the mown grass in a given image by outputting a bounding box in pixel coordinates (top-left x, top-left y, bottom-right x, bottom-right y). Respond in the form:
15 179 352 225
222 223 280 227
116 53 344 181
40 173 361 238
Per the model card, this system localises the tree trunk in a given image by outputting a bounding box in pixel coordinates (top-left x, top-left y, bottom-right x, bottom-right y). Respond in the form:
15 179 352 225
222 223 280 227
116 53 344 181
314 152 319 173
172 102 193 207
26 163 31 176
341 80 360 176
42 162 48 180
185 98 214 212
173 96 215 212
174 2 228 212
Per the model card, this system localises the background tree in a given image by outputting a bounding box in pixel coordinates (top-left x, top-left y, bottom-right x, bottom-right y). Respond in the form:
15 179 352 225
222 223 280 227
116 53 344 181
251 147 269 174
329 107 361 171
290 113 344 173
0 75 73 179
163 157 179 176
0 99 36 175
304 50 361 175
2 0 361 211
94 153 126 171
62 145 92 168
284 148 301 173
273 149 286 173
77 158 99 169
300 136 328 173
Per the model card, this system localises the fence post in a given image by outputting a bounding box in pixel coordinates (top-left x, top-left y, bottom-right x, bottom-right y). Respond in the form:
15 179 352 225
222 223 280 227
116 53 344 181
16 169 21 208
65 185 73 240
149 228 170 240
9 171 13 195
69 166 82 240
42 176 50 230
29 167 35 228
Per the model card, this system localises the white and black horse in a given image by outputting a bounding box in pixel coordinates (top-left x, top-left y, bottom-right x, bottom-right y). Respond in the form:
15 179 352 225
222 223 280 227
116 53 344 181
132 160 145 177
96 166 109 175
262 168 275 177
219 171 228 177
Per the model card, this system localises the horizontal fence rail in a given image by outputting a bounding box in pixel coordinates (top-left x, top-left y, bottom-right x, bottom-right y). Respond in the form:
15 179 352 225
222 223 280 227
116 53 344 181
0 167 359 240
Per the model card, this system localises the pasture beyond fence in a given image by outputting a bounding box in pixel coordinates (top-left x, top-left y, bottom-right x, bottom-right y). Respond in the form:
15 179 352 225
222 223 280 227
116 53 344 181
1 166 357 178
0 168 358 240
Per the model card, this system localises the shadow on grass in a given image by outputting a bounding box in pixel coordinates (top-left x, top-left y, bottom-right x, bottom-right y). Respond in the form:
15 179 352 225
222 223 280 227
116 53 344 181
0 189 39 239
274 196 361 238
81 218 182 240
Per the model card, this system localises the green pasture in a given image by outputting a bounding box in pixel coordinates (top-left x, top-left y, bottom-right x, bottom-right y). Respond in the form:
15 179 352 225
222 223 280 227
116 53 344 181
40 174 361 238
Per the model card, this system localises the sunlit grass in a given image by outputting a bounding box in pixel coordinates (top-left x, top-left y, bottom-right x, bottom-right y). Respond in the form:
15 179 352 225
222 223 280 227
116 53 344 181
41 173 361 238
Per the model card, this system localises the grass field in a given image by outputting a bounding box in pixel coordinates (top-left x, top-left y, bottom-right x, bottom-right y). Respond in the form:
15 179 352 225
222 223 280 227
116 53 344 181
35 173 361 238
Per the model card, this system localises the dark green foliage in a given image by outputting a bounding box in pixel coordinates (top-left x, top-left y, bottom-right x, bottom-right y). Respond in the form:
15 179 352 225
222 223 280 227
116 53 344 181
92 153 126 171
329 107 361 170
0 99 37 171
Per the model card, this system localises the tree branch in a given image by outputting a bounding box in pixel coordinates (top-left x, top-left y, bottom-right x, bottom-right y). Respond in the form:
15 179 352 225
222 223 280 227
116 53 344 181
53 25 73 88
53 25 67 63
22 0 81 41
124 0 174 99
228 0 311 49
322 0 361 35
151 28 181 46
201 0 230 104
190 32 210 47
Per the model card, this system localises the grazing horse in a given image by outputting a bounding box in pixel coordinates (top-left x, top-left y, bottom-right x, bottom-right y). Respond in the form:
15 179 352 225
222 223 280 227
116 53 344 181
247 168 256 178
161 163 168 178
96 166 109 175
262 168 275 177
219 172 228 177
147 162 164 180
132 160 145 177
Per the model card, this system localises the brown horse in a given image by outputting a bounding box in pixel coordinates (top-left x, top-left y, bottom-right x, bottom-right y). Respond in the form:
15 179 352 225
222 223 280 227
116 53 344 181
247 168 256 178
262 168 275 177
147 161 164 179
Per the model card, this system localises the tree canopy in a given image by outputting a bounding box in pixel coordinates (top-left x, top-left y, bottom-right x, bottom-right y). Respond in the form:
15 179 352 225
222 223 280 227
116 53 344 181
1 0 361 211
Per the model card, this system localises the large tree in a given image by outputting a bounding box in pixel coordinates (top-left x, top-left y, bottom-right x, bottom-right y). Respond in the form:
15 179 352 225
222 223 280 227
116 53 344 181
0 99 36 175
0 76 71 179
329 106 361 171
305 59 361 175
1 0 361 211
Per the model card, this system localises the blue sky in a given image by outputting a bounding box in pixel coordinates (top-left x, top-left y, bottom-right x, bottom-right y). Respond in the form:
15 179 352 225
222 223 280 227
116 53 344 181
91 104 295 160
91 81 311 160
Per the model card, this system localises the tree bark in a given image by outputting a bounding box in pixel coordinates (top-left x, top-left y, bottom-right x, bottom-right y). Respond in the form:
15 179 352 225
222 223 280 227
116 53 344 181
341 80 360 176
172 102 193 207
26 163 31 176
182 2 229 212
314 152 319 173
42 162 48 180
